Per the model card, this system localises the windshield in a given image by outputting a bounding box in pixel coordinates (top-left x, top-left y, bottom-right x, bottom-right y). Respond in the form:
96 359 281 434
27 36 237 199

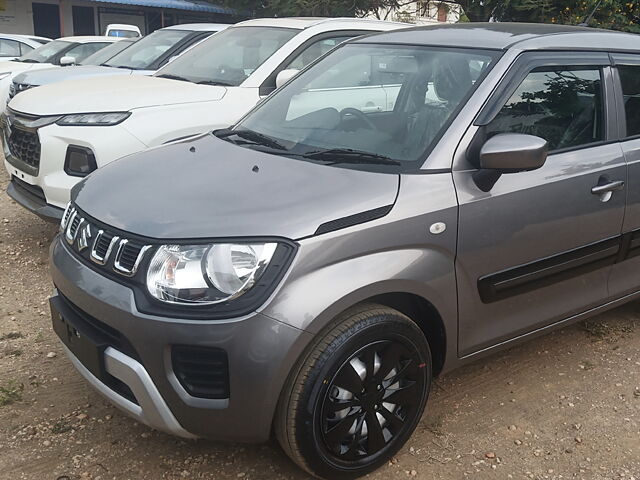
18 40 72 63
80 39 135 66
104 29 191 69
231 44 498 172
155 26 298 86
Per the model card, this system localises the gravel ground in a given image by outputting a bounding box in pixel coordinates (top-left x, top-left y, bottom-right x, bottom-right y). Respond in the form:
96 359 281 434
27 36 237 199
0 166 639 480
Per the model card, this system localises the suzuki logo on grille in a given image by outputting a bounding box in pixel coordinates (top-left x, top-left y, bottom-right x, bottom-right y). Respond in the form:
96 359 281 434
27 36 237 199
77 222 93 251
61 205 151 276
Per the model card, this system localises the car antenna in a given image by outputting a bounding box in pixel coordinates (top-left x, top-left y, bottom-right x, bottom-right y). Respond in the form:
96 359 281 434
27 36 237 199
578 0 603 26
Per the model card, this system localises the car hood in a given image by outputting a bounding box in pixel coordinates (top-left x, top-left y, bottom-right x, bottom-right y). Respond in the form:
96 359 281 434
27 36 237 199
9 75 227 115
13 65 134 86
0 60 50 75
72 134 399 240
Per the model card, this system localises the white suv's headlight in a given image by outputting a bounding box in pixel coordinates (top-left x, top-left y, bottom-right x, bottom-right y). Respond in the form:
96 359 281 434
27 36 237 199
146 243 278 305
56 112 130 126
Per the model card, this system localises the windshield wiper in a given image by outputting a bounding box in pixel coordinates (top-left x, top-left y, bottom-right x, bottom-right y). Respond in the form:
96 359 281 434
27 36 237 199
197 80 234 86
301 148 401 166
156 73 190 82
17 58 39 63
214 128 286 151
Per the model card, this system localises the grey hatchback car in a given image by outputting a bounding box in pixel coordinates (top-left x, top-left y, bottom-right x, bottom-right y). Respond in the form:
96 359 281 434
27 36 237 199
49 23 640 478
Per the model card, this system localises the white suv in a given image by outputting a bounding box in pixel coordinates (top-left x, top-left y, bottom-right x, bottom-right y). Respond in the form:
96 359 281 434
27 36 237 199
3 18 406 221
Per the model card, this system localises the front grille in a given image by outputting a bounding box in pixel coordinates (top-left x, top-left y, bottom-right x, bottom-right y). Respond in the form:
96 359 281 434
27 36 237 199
8 127 40 170
172 346 230 399
93 231 115 259
11 175 46 203
58 293 140 404
62 205 152 277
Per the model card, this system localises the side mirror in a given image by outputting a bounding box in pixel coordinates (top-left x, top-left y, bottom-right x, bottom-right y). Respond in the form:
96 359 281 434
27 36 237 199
59 56 76 66
474 133 548 192
275 69 300 89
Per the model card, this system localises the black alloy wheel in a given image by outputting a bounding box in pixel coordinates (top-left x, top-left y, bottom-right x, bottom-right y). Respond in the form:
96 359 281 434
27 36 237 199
275 304 432 480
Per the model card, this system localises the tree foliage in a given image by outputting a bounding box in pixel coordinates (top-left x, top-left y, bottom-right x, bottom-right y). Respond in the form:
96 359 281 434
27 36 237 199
217 0 639 33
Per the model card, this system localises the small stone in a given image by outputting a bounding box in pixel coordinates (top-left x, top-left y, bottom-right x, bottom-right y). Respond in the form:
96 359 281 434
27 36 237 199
43 440 51 447
237 473 246 478
575 437 583 444
508 425 517 431
76 414 87 421
565 448 573 454
141 432 151 439
410 470 417 476
46 352 56 358
514 440 522 446
485 452 496 459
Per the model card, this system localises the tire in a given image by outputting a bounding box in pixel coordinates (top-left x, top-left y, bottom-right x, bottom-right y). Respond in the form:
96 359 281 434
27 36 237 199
275 303 432 479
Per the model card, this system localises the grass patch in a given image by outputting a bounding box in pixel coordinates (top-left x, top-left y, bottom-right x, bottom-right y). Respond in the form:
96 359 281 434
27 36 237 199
33 332 44 343
582 319 636 340
7 349 22 357
0 332 23 341
0 381 24 406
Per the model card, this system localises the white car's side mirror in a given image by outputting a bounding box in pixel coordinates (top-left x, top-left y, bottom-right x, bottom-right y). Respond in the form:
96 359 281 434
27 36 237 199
275 69 300 89
60 56 76 66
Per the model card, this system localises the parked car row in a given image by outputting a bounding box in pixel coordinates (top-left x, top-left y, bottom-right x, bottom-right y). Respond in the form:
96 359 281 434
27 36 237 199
5 19 640 480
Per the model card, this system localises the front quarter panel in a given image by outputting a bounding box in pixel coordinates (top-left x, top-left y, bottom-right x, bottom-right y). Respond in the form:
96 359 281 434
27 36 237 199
262 173 459 367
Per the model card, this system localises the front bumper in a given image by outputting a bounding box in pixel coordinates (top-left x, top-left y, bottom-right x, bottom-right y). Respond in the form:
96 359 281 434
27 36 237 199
2 121 148 215
50 235 312 442
6 174 63 222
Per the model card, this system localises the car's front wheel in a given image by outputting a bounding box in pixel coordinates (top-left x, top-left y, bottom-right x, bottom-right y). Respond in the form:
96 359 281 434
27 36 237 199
275 303 432 479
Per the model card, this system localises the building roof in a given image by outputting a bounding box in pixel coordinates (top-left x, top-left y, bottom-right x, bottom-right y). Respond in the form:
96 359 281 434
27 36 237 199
354 22 640 52
84 0 235 15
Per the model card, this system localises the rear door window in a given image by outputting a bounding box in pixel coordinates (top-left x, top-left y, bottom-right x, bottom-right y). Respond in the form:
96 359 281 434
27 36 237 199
618 66 640 138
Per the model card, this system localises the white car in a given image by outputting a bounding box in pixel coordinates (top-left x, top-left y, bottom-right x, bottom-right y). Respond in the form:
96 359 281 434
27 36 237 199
0 34 51 60
9 24 229 100
3 17 406 221
105 24 142 38
0 36 119 106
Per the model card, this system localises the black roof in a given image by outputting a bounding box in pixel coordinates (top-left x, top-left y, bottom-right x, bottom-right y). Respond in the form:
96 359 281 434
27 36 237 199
354 22 640 52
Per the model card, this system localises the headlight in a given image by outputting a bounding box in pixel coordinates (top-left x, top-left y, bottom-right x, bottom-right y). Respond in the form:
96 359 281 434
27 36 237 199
146 243 278 305
56 112 130 126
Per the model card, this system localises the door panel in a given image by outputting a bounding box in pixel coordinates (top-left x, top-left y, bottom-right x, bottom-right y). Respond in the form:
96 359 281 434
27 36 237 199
455 59 625 356
608 58 640 297
455 145 626 355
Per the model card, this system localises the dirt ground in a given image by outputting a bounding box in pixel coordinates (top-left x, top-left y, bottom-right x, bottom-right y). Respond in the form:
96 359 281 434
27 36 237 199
0 167 638 480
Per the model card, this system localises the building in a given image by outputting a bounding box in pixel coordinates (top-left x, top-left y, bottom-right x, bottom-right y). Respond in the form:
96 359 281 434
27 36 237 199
368 1 461 25
0 0 240 38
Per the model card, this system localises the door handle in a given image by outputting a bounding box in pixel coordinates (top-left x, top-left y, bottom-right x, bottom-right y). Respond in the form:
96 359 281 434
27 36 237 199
591 180 625 195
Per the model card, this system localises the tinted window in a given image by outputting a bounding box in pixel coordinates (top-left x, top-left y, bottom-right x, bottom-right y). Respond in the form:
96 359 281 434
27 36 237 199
105 29 191 69
156 27 298 86
285 36 354 70
18 39 72 63
0 39 21 57
234 44 497 171
80 39 135 66
619 66 640 138
488 68 604 151
64 42 111 63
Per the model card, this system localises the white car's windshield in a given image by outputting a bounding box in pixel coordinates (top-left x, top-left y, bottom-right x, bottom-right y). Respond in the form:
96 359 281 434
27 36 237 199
18 40 72 63
80 39 135 66
155 26 298 87
104 29 191 69
230 43 498 171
